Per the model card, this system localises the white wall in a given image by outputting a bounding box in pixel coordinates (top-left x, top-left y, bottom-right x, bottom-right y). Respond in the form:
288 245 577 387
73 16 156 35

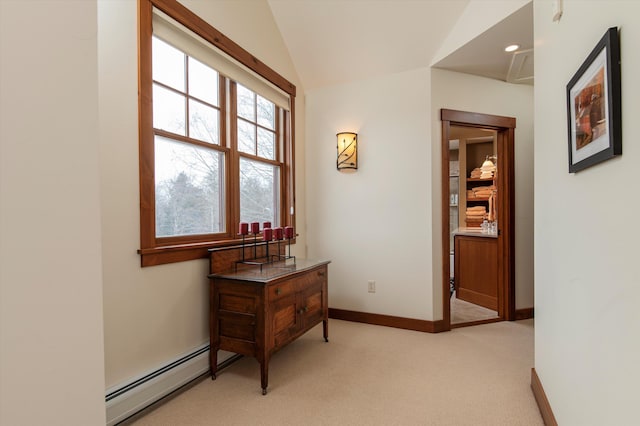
430 69 534 318
305 60 533 324
0 1 106 425
98 0 305 388
305 68 434 320
534 0 640 423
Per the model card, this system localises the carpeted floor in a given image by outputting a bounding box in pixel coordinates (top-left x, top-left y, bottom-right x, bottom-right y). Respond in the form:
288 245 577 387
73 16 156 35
451 291 499 324
126 319 542 426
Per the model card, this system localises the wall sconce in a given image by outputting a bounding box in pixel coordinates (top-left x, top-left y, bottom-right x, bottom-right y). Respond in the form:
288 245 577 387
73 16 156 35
336 132 358 171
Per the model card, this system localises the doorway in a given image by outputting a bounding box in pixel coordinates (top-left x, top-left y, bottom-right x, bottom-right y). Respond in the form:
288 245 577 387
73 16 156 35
441 109 516 330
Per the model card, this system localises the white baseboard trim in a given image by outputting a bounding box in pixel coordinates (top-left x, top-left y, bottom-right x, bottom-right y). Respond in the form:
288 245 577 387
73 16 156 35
105 345 237 426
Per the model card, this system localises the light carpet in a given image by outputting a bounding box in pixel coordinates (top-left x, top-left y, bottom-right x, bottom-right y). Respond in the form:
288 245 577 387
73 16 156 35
126 319 542 426
450 291 499 324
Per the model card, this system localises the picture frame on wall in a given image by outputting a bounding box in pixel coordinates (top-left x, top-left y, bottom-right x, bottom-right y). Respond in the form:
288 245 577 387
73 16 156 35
566 26 621 173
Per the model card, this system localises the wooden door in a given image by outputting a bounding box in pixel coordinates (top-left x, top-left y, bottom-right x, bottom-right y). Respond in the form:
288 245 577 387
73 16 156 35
441 109 516 330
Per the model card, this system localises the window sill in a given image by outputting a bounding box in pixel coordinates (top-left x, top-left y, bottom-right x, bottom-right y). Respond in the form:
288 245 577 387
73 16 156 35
138 242 213 267
138 238 297 267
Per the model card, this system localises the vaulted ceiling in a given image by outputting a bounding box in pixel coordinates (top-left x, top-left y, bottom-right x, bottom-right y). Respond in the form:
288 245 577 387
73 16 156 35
433 2 533 85
267 0 533 90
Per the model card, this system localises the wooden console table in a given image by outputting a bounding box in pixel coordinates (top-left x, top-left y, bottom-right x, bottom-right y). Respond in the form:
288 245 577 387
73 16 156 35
208 259 330 395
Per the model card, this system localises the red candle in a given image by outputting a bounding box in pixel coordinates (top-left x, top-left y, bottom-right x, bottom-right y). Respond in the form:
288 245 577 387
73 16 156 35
239 222 249 235
263 228 273 241
284 226 294 239
274 227 284 240
263 221 271 229
250 222 260 234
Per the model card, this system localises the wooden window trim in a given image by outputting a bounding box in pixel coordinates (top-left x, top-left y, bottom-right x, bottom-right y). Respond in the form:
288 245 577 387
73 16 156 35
137 0 296 267
148 0 295 98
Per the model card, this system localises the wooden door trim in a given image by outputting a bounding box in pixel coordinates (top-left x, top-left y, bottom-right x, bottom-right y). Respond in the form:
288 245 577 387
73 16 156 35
440 117 452 330
440 109 516 330
442 109 515 129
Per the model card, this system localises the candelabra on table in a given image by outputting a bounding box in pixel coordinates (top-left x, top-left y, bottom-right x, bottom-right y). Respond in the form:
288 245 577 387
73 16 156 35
236 222 296 271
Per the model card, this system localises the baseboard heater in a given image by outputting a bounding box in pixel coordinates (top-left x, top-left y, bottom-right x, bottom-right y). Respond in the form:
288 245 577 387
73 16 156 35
105 344 241 425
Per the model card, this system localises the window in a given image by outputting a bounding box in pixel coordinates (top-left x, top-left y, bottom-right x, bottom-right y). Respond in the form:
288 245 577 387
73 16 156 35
138 0 296 266
153 37 224 238
236 84 280 225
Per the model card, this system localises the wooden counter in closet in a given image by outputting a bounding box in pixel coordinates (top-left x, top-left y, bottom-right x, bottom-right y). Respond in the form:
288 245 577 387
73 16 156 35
453 230 497 310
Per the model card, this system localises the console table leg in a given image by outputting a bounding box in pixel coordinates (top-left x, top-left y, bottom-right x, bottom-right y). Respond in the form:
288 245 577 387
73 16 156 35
210 348 218 380
323 319 329 342
260 360 269 395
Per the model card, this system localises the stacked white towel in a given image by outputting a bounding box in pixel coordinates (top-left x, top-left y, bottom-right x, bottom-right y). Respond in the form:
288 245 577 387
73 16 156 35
480 158 496 179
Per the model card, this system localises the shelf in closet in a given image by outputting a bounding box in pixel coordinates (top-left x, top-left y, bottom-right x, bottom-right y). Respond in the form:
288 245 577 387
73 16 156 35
466 177 494 183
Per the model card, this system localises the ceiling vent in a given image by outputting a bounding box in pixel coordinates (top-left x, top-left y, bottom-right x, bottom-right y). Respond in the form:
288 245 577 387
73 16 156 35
506 48 534 84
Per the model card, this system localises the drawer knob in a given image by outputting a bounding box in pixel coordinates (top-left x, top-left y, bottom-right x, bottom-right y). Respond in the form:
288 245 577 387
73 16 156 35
275 288 282 295
318 271 325 277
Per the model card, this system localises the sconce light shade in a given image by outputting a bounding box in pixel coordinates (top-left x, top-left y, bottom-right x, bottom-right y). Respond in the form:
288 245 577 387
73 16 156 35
336 132 358 171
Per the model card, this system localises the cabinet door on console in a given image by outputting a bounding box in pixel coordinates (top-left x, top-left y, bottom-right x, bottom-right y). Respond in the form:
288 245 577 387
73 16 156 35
269 277 299 348
271 294 301 348
300 280 324 329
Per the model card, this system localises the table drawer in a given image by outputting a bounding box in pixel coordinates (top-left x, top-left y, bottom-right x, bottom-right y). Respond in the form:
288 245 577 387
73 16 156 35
296 266 327 289
268 280 296 301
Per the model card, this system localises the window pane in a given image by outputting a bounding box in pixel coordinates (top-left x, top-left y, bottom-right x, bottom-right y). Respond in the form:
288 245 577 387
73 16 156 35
240 158 279 225
237 84 255 121
257 127 275 160
257 95 275 130
152 37 185 92
155 135 224 237
237 120 255 154
153 84 186 135
188 57 218 106
189 99 219 144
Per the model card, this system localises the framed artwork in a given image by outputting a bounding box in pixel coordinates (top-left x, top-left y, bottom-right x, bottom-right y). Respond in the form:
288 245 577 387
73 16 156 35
566 27 621 173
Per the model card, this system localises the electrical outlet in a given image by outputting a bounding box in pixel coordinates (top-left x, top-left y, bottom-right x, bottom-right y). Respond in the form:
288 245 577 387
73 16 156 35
368 280 376 293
